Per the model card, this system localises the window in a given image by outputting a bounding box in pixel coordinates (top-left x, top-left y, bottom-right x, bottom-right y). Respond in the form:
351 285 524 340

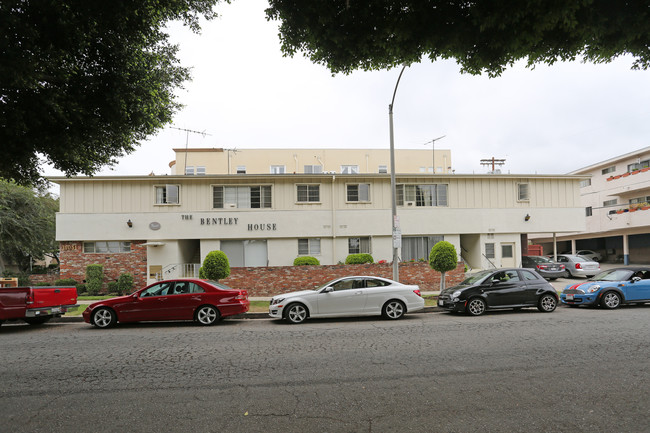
196 166 206 175
586 206 593 217
579 179 591 188
603 199 617 207
366 278 390 288
297 184 320 203
185 166 194 175
185 166 206 175
84 242 131 253
378 165 388 174
502 244 514 258
629 195 650 204
304 165 323 174
298 238 321 255
628 159 650 172
493 270 520 282
270 165 285 174
213 186 272 209
236 165 246 174
346 183 370 202
485 243 495 259
341 165 359 174
517 183 530 201
155 185 179 204
602 166 616 175
402 236 444 262
348 237 371 254
521 270 539 281
396 184 448 207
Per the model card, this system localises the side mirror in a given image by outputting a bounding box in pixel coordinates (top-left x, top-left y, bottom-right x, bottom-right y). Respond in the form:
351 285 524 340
323 287 334 293
632 277 641 283
491 278 500 285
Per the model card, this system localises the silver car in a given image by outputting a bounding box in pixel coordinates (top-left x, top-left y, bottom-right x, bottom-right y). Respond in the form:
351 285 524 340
555 254 600 278
269 276 425 324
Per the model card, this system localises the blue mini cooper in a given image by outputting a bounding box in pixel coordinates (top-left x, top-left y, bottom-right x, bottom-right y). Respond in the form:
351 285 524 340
560 267 650 309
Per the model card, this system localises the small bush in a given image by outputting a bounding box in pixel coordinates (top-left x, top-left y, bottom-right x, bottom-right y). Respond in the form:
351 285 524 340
54 278 77 286
35 282 52 286
117 273 134 295
345 254 374 264
199 251 231 280
86 264 104 295
293 256 320 266
107 281 119 294
76 284 87 295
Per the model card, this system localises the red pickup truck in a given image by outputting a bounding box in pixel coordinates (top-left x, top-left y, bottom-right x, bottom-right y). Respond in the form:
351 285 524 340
0 286 78 326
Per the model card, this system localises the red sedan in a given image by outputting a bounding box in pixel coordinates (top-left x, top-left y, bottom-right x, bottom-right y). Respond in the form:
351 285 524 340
83 279 249 328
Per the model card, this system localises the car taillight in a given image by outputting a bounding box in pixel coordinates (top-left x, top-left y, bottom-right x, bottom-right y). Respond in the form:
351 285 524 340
235 294 247 300
25 292 34 305
560 265 565 270
575 263 582 269
413 289 421 297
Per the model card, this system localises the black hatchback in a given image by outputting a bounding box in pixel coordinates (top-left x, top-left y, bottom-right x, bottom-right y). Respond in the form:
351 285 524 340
437 268 559 316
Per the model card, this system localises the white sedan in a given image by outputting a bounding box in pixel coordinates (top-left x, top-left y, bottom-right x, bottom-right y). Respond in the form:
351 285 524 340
269 276 425 324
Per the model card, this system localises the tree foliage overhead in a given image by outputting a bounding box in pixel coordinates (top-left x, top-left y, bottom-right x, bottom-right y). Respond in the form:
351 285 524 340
0 0 223 185
266 1 650 76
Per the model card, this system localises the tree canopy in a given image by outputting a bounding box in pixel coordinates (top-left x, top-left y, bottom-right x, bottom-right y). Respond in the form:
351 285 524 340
265 1 650 76
0 0 223 185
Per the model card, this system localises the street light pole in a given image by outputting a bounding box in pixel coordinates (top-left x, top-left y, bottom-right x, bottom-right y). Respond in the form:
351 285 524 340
389 66 406 282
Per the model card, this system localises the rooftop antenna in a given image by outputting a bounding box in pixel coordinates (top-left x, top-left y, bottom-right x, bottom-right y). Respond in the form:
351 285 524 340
422 135 446 173
170 126 211 174
224 148 239 174
480 157 506 174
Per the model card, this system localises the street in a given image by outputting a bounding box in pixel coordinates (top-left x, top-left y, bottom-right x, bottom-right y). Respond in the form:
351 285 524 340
1 305 649 432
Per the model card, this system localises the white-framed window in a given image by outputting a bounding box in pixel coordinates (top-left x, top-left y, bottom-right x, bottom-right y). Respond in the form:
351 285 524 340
84 242 131 253
629 195 650 204
586 207 593 217
213 186 272 209
348 237 371 254
236 165 246 174
628 159 650 172
517 183 530 201
155 184 180 205
378 165 388 173
304 165 323 174
602 166 616 175
196 166 206 175
396 184 448 207
270 165 286 174
603 199 617 207
346 183 370 202
485 243 495 259
579 179 591 188
341 165 359 174
298 238 321 255
297 184 320 203
402 236 444 262
185 166 194 175
185 166 206 175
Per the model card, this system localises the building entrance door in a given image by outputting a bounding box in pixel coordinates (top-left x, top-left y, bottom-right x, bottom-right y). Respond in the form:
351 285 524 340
500 243 516 267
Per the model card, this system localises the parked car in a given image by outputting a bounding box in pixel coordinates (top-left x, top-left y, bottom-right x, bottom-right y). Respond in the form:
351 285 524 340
554 254 600 278
561 250 603 262
83 279 249 328
268 276 424 324
521 255 566 280
0 285 78 326
437 268 558 316
560 267 650 309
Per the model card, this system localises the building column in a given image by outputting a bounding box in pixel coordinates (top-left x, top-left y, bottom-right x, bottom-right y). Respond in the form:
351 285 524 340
552 233 557 260
623 234 630 265
571 239 577 254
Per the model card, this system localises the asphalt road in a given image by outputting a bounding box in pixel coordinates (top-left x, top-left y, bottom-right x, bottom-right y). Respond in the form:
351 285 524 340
1 305 649 433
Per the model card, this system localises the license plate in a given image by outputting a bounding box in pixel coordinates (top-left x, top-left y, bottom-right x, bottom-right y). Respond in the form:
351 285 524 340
438 300 444 306
566 295 574 301
51 307 61 314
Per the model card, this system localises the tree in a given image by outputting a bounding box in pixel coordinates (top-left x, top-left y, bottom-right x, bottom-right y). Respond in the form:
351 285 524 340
429 241 458 291
199 250 231 280
265 1 650 76
0 180 58 273
0 0 222 186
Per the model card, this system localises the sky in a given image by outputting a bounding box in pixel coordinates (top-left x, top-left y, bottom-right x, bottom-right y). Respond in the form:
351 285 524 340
44 0 650 181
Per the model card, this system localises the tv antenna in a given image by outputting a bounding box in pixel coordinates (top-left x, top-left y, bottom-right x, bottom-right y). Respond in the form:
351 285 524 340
224 148 240 174
480 157 506 173
422 135 446 173
170 126 211 174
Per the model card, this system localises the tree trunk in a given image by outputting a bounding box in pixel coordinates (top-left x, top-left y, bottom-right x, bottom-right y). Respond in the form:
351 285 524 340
439 271 446 292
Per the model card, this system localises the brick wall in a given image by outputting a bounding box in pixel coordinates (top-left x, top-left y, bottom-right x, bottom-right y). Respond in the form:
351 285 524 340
58 241 148 289
29 274 59 284
222 261 466 297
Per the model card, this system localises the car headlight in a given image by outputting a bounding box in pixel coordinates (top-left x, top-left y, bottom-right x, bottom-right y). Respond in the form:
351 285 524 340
271 298 284 306
452 290 462 299
588 285 600 293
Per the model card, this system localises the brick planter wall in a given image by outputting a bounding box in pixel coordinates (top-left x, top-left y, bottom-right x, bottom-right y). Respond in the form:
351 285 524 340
222 262 466 297
58 241 148 289
28 274 60 285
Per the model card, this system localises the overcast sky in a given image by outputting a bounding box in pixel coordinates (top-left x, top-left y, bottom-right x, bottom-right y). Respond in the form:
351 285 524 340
45 0 650 180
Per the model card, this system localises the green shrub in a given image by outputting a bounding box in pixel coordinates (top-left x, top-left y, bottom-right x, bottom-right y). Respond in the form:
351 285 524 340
429 241 459 291
86 264 104 295
345 254 374 264
199 250 231 280
107 281 119 294
54 278 77 286
35 282 52 286
117 273 134 295
293 256 320 266
76 284 87 295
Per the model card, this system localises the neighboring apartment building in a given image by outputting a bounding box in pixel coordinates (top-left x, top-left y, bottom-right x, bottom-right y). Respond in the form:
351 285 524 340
169 148 453 175
531 146 650 264
53 149 587 287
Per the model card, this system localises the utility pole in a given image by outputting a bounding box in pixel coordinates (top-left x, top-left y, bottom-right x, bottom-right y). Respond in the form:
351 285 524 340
170 127 211 174
480 157 506 173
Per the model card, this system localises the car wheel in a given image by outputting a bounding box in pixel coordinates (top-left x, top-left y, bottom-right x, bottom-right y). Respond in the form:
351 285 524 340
537 294 557 312
92 308 117 328
195 305 220 325
600 291 621 309
466 298 486 316
24 317 50 325
382 300 405 320
563 270 572 278
284 303 308 324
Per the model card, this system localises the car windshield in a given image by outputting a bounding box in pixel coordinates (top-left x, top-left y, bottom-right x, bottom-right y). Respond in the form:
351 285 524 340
591 269 633 281
529 256 553 264
574 255 594 262
460 270 493 285
205 280 234 290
